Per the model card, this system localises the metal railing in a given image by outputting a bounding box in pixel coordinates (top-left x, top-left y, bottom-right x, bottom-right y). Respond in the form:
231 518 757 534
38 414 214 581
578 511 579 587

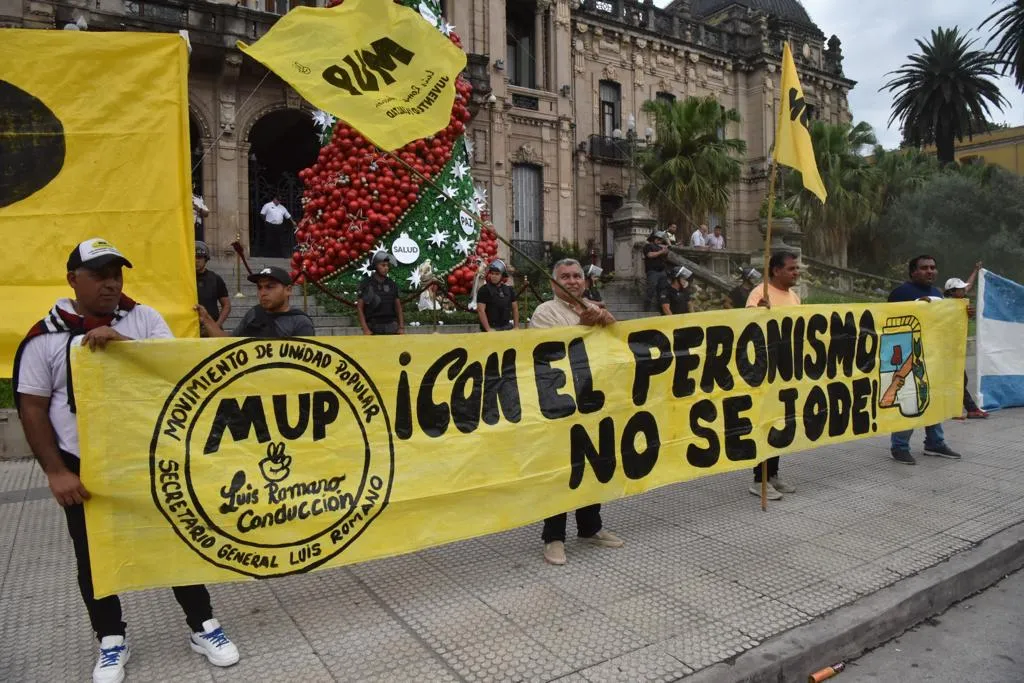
588 135 630 164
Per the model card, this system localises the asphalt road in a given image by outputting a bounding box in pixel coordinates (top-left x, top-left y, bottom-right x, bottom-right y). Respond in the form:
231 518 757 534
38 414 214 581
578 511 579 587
844 569 1024 682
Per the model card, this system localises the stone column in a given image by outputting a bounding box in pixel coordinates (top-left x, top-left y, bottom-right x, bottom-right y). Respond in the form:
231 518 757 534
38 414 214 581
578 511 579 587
609 185 657 279
534 6 546 91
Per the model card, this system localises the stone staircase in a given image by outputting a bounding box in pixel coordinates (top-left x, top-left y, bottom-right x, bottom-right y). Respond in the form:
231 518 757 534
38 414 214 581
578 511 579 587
600 280 654 322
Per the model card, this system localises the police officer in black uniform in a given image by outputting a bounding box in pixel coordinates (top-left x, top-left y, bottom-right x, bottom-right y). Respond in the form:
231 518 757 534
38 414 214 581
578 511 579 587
476 259 519 332
583 264 604 304
725 267 760 309
659 265 693 315
357 251 404 335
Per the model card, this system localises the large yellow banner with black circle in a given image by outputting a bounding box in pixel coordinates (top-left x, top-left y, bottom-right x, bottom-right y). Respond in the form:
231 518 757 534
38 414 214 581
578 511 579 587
0 30 196 377
76 302 966 596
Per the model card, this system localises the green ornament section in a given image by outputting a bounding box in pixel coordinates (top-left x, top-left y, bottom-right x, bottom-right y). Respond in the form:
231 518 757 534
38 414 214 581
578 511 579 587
319 139 479 295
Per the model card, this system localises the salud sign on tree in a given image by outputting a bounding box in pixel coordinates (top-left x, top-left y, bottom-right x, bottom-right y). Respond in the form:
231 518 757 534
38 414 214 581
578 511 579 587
238 0 467 151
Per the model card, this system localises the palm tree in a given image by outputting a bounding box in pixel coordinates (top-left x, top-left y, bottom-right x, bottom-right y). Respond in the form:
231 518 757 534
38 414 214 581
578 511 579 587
882 27 1007 165
637 96 746 228
785 121 877 267
982 0 1024 90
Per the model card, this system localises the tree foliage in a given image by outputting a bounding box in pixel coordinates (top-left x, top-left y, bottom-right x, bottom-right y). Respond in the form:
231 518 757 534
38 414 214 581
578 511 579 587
637 96 746 228
783 121 877 267
882 27 1007 164
982 0 1024 91
871 167 1024 283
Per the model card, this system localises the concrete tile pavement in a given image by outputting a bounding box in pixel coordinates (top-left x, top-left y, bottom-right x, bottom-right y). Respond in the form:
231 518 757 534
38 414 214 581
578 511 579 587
0 410 1021 682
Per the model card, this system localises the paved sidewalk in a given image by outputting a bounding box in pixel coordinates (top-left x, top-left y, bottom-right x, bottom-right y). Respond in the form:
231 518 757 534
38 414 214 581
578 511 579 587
1 410 1022 682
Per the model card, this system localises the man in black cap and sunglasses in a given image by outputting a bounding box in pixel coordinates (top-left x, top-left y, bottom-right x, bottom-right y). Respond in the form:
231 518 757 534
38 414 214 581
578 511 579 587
15 238 241 683
197 265 314 338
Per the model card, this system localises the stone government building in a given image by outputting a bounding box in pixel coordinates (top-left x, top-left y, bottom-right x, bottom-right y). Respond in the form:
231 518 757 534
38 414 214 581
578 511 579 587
3 0 853 268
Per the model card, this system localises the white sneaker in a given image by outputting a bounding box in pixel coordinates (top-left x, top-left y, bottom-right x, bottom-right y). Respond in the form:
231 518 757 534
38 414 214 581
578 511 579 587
543 541 567 565
581 529 625 548
93 635 130 683
190 619 240 667
769 477 796 494
749 482 782 500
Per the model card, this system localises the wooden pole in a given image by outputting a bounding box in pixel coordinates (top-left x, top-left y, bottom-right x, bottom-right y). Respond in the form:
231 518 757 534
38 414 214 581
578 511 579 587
760 161 779 513
303 280 309 313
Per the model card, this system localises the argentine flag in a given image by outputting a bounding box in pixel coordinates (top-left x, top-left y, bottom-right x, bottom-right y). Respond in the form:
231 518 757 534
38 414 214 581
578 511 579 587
977 269 1024 411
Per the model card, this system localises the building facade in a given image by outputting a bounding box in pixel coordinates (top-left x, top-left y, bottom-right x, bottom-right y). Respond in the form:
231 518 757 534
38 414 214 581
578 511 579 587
2 0 854 265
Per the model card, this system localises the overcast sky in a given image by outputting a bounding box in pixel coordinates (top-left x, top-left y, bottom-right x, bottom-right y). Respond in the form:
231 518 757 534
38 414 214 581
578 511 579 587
654 0 1023 148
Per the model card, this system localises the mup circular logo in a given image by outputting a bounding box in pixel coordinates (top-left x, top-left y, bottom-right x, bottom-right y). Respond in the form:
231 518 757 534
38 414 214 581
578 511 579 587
150 338 394 578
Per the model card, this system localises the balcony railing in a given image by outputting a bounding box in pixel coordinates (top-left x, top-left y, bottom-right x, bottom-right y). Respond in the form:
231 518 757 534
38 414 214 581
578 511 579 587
588 135 631 164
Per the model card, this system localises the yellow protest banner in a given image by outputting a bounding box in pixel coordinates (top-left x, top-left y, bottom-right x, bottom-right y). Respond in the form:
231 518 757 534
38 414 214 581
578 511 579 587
76 302 966 596
238 0 467 151
0 30 196 377
775 42 827 203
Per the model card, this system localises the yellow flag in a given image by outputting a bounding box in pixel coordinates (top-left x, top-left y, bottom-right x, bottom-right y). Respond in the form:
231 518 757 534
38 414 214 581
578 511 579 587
238 0 467 151
0 30 197 377
774 42 827 203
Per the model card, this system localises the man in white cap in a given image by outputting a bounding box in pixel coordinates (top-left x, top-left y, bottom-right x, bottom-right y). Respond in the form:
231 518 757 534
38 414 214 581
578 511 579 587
944 261 988 419
14 238 241 683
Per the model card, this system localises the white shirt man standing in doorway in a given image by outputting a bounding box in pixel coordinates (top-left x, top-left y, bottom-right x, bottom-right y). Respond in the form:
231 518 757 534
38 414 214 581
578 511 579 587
259 196 292 256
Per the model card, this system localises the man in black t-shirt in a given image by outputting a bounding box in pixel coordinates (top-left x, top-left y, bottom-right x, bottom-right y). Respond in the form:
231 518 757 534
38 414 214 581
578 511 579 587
476 259 519 331
357 251 404 335
197 265 314 338
659 266 692 315
195 242 230 335
643 231 669 311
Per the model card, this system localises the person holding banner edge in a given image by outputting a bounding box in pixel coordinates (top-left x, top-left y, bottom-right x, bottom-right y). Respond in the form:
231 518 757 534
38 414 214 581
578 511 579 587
13 239 240 683
745 251 801 500
531 258 624 565
887 255 964 464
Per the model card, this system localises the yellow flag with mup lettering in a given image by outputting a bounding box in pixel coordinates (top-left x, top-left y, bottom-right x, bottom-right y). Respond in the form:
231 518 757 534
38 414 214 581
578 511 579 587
774 42 827 203
238 0 467 151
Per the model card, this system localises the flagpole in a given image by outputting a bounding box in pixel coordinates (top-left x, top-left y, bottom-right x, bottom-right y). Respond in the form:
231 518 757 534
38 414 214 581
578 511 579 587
759 160 780 512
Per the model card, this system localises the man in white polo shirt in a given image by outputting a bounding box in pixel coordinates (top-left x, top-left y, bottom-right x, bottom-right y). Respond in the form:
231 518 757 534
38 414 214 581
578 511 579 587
530 258 624 566
259 196 292 256
14 238 240 683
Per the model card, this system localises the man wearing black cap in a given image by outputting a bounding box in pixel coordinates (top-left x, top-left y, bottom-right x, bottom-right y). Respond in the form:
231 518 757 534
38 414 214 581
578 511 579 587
659 265 693 315
476 259 519 332
197 265 314 338
643 231 670 311
194 241 230 335
357 251 404 335
14 238 240 683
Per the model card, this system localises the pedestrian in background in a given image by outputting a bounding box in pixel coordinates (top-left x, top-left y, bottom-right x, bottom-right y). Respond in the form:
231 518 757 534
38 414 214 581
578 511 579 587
357 251 404 335
194 241 230 337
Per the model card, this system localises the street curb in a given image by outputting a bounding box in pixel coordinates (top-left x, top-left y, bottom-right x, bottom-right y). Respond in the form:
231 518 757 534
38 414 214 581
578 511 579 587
686 522 1024 683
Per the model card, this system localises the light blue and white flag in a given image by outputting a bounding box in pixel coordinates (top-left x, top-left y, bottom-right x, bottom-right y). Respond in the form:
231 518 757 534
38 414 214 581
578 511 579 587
977 269 1024 411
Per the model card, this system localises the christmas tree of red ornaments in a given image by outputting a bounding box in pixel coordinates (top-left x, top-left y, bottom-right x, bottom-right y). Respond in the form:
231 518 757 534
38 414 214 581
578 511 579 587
291 0 498 297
